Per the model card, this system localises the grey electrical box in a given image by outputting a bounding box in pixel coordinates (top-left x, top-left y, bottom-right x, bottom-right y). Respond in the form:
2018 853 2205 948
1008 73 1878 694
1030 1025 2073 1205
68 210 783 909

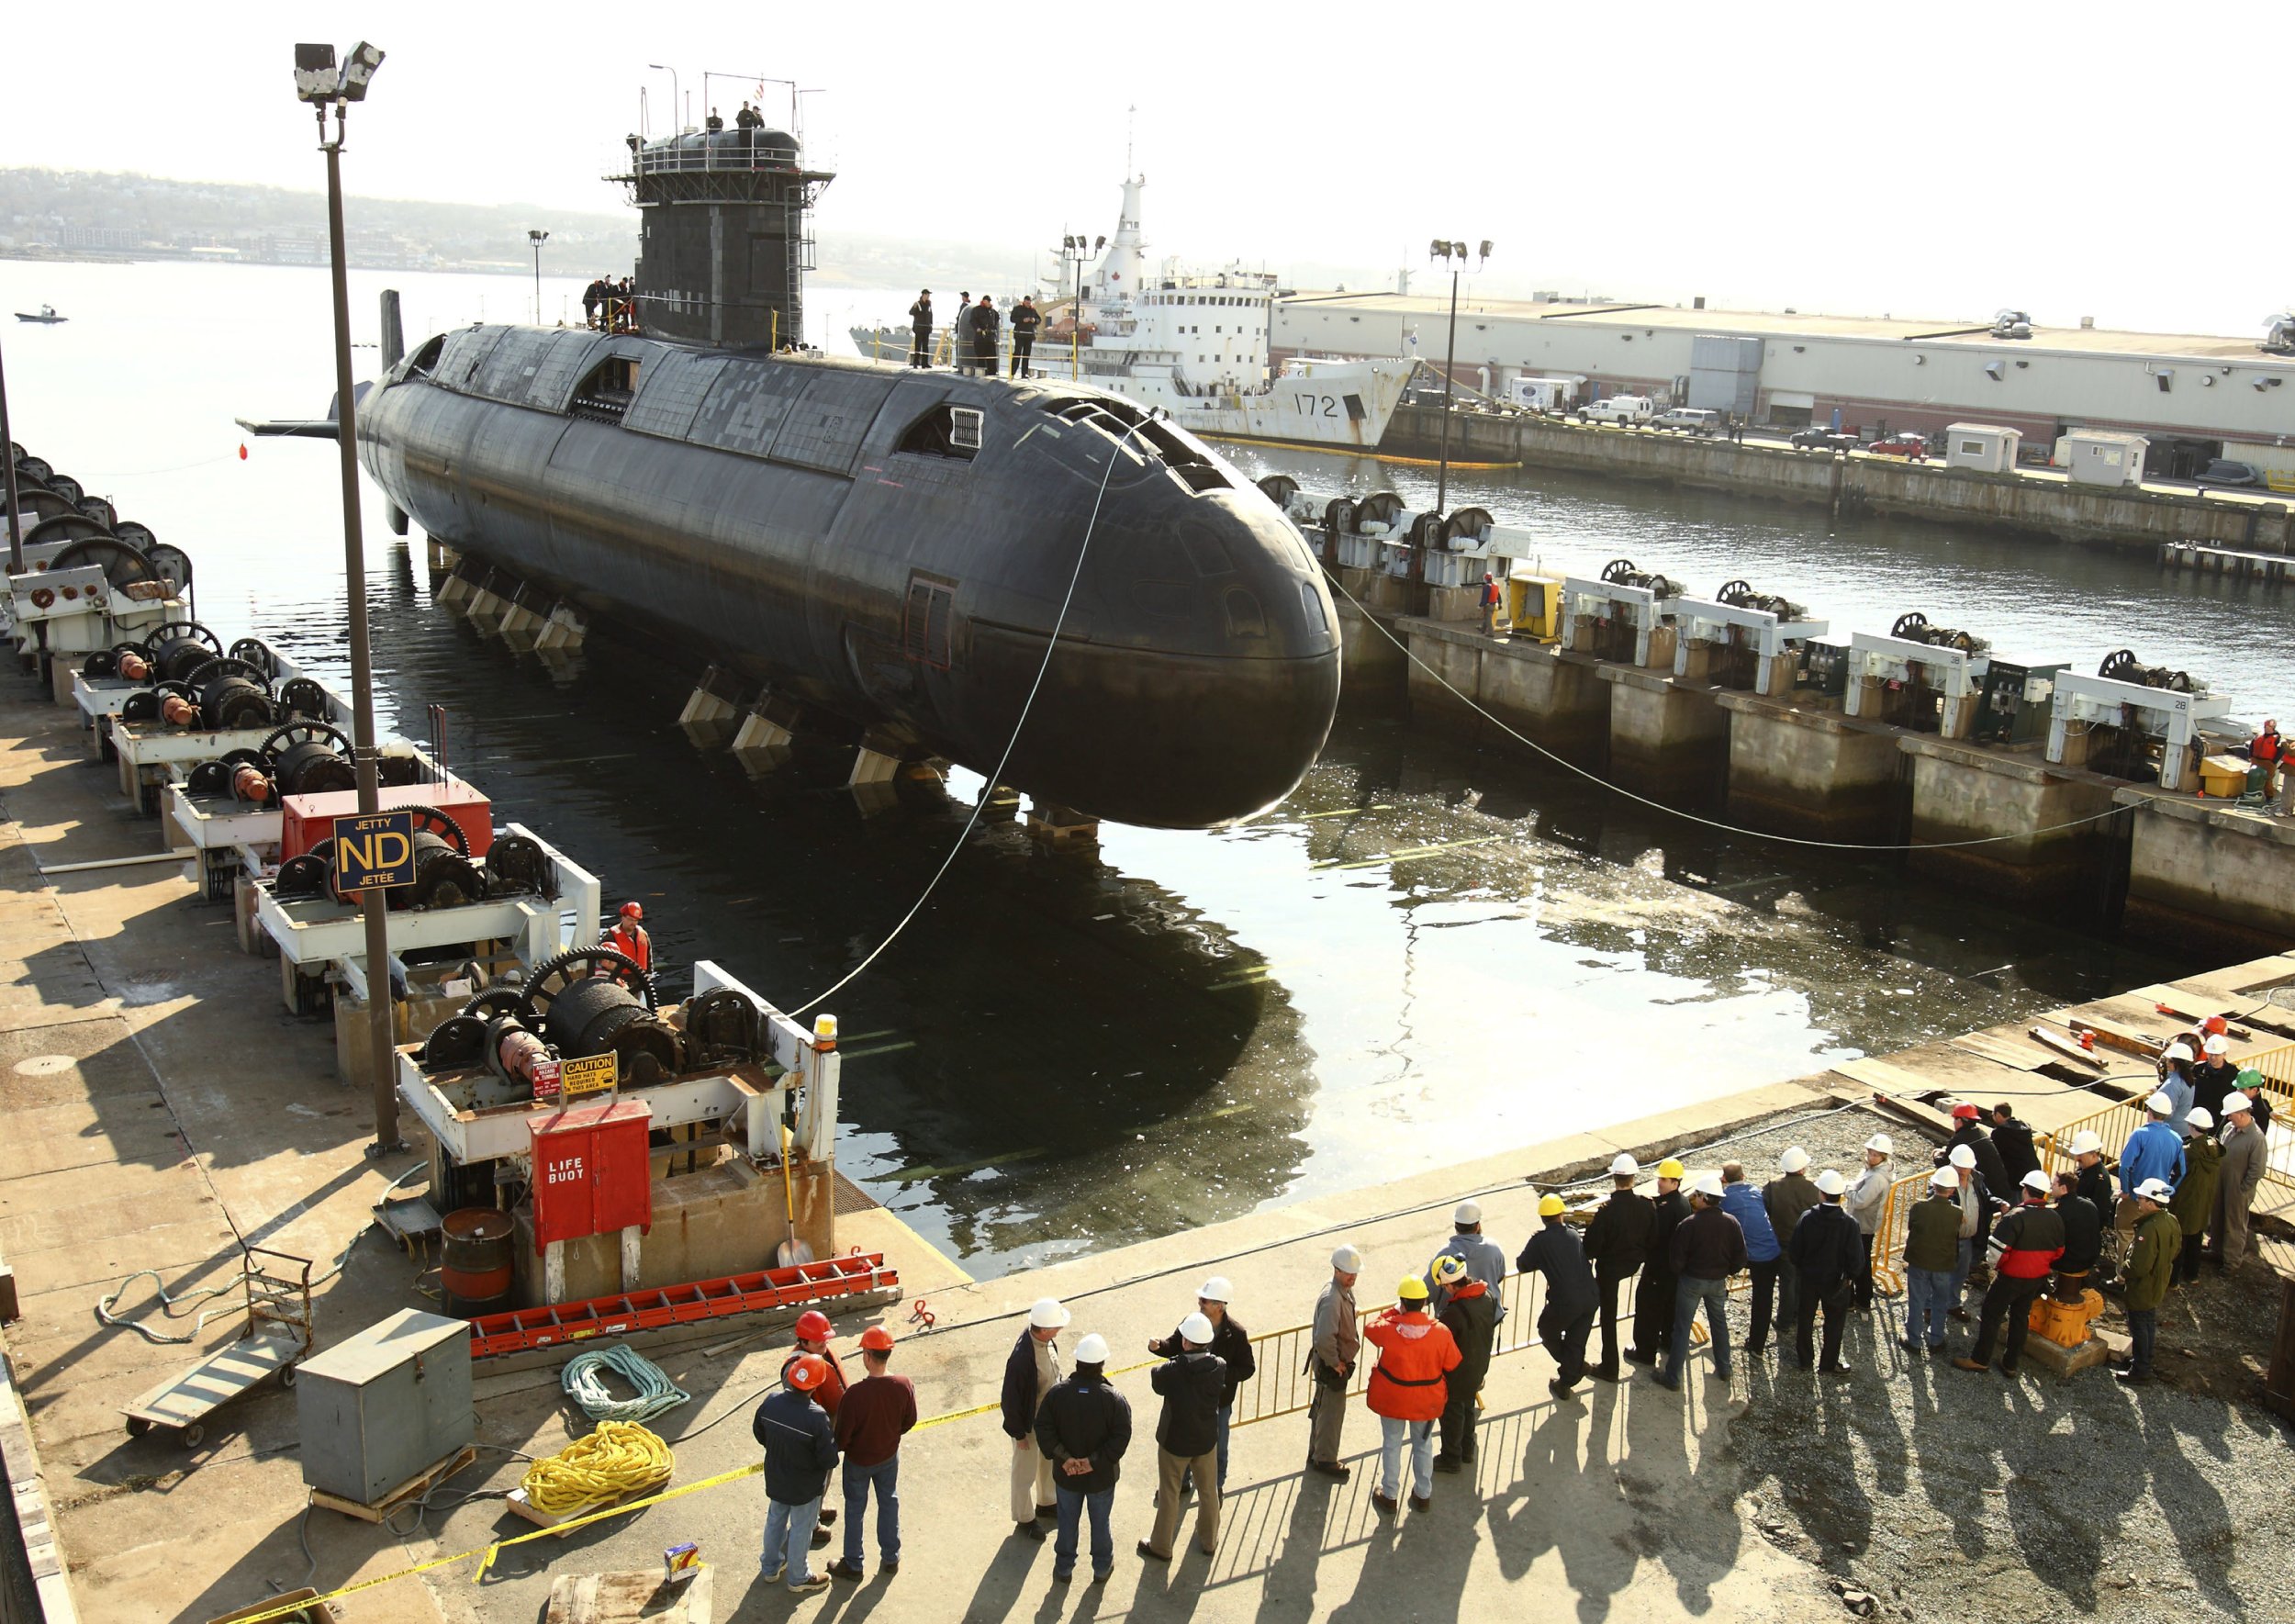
296 1309 473 1505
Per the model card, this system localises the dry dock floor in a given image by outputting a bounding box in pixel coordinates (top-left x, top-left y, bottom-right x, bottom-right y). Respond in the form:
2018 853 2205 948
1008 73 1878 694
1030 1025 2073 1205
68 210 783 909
1 678 2291 1623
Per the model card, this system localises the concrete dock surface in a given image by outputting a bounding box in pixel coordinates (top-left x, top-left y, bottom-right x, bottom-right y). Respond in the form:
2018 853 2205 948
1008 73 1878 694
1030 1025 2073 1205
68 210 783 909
3 678 2293 1622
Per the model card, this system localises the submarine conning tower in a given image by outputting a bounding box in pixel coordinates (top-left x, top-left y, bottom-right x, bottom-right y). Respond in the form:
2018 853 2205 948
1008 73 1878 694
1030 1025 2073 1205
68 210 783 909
613 124 834 352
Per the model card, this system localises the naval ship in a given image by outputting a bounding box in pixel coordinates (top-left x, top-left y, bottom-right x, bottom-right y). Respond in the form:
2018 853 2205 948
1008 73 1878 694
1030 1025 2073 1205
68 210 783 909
849 173 1414 453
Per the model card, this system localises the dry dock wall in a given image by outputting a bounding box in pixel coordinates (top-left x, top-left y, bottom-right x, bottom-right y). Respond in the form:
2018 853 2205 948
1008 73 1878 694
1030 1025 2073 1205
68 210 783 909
1384 406 2294 552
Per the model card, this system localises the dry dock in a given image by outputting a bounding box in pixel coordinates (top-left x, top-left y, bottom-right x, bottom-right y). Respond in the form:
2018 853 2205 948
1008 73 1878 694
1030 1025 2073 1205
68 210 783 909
2 666 2293 1622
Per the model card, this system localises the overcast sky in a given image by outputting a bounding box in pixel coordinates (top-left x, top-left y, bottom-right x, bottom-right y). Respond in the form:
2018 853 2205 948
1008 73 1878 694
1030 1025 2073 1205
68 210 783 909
9 4 2286 336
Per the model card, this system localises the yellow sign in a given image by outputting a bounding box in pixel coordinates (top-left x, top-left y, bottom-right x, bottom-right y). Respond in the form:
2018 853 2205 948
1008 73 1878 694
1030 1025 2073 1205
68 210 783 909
561 1052 618 1095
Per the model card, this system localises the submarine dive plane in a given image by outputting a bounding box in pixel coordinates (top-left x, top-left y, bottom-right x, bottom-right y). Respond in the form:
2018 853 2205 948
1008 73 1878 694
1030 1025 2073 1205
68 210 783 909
339 115 1342 828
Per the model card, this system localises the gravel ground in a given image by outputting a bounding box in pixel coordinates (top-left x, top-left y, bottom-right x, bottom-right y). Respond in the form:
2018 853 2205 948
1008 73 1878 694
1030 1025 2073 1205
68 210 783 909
1691 1105 2295 1623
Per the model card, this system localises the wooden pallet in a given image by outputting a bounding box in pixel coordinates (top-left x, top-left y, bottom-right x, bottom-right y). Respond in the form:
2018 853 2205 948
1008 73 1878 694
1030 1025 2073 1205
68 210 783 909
505 1483 648 1535
544 1567 713 1624
205 1588 340 1624
308 1443 478 1523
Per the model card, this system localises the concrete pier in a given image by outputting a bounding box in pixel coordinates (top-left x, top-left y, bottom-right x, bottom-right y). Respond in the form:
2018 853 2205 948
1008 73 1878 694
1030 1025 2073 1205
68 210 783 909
1897 736 2124 902
1600 666 1728 792
1717 694 1907 841
1402 618 1606 762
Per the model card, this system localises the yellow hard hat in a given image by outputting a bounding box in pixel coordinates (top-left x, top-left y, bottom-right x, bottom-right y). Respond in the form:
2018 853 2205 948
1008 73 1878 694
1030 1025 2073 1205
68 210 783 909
1538 1193 1565 1217
1432 1254 1469 1286
1397 1274 1430 1302
1656 1159 1686 1180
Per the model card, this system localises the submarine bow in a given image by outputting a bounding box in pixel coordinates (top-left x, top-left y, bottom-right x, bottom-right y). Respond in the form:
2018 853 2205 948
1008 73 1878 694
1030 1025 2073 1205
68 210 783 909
357 328 1341 827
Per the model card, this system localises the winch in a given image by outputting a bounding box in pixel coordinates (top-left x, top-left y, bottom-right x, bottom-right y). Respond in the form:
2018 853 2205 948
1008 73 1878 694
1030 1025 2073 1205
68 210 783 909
1672 579 1829 694
1561 560 1687 666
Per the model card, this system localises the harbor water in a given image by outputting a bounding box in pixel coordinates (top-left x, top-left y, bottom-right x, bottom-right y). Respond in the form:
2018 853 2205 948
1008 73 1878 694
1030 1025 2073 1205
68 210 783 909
3 261 2274 1275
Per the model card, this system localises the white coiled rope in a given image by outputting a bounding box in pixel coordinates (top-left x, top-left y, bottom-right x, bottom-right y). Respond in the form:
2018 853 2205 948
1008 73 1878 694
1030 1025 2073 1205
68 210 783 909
561 1342 691 1425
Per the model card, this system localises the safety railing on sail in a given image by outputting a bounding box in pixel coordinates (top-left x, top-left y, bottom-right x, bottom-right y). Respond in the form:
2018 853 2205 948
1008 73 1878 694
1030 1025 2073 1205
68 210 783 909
633 134 801 175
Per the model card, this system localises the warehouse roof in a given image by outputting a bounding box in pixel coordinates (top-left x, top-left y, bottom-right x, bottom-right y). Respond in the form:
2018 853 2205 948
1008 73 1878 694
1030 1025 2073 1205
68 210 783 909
1277 292 2295 369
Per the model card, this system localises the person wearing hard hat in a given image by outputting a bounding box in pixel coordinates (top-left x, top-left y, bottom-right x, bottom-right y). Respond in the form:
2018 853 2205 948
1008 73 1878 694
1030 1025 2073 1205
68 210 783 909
1942 1144 1987 1318
2210 1091 2268 1270
1786 1170 1861 1375
2068 1129 2114 1238
1656 1174 1745 1392
2048 1169 2102 1305
2117 1094 2187 1237
1716 1163 1782 1359
1954 1170 2064 1377
1432 1255 1496 1473
1147 1279 1254 1496
1625 1159 1689 1370
1988 1103 2040 1185
601 900 652 974
1002 1298 1069 1540
2157 1043 2198 1138
1940 1103 2010 1229
1425 1201 1507 1315
1900 1169 1964 1355
1306 1246 1360 1482
1034 1333 1131 1586
754 1354 840 1596
2191 1035 2241 1124
827 1327 915 1582
1519 1193 1598 1398
2115 1179 2179 1385
1763 1148 1819 1359
2167 1107 2221 1286
780 1311 846 1547
1845 1135 1893 1309
1582 1153 1658 1383
1362 1275 1461 1514
1138 1312 1228 1565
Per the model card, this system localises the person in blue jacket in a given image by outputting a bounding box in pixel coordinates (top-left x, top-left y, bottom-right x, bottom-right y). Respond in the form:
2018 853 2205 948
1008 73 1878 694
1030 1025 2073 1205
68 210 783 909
2118 1092 2188 1222
1717 1162 1782 1355
754 1354 841 1596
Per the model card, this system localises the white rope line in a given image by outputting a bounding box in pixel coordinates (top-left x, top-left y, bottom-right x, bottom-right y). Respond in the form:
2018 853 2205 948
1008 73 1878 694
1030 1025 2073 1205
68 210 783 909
1320 564 2143 853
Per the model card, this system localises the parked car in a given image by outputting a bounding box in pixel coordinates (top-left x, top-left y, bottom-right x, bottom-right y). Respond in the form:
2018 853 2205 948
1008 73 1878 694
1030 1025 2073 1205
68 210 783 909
2195 459 2263 487
1652 408 1723 436
1864 431 1930 461
1580 395 1655 426
1789 428 1860 452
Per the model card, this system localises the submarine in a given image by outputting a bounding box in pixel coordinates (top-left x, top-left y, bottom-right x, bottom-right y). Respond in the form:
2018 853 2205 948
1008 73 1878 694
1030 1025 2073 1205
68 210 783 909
346 118 1342 829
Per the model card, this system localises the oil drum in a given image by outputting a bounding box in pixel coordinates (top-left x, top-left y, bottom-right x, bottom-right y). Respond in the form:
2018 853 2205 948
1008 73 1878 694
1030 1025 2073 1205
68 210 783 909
440 1206 516 1317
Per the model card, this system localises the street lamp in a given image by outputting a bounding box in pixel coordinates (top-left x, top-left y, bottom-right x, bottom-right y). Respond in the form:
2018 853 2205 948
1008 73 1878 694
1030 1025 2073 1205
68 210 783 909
528 229 549 327
1054 232 1105 381
647 63 681 132
1427 237 1492 514
294 39 405 1156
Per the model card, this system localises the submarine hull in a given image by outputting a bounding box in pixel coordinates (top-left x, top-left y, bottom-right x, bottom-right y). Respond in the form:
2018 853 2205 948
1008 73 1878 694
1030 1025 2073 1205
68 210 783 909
358 327 1342 827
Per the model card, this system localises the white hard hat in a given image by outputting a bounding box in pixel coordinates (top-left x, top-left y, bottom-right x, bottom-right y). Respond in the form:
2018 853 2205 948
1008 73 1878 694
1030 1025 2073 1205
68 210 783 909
1331 1244 1362 1272
1074 1333 1110 1364
1929 1168 1959 1190
2144 1091 2174 1116
1453 1201 1483 1226
1814 1169 1847 1196
2187 1106 2214 1132
2135 1178 2174 1203
1196 1276 1232 1303
1029 1297 1071 1329
1780 1147 1810 1174
1609 1152 1640 1178
1178 1312 1215 1345
1692 1172 1725 1200
2223 1092 2253 1115
1865 1133 1894 1155
2204 1035 2229 1056
2070 1130 2105 1155
1948 1145 1976 1170
2165 1042 2193 1063
2021 1170 2052 1194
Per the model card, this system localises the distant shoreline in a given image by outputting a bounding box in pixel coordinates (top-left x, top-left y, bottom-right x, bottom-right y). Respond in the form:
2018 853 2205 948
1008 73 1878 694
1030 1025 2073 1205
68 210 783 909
0 246 946 294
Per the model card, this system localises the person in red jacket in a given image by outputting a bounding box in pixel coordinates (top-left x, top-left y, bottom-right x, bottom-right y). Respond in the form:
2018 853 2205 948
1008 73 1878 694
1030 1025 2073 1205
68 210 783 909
1363 1275 1461 1515
782 1310 847 1545
1954 1171 2065 1378
602 900 652 973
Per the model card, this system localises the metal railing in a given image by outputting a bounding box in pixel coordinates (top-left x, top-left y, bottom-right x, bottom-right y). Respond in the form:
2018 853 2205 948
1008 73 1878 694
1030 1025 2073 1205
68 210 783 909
2035 1036 2295 1194
1864 1170 1942 1297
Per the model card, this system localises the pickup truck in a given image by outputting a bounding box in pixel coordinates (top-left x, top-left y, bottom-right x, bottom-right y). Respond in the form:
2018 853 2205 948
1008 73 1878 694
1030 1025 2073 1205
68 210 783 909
1789 428 1859 452
1580 395 1654 426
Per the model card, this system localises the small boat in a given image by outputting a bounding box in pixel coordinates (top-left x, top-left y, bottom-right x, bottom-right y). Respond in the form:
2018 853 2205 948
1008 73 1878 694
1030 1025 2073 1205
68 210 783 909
14 305 66 324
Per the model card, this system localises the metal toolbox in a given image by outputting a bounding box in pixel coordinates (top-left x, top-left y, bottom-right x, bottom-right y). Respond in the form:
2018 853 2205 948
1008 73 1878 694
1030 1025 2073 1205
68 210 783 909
295 1308 473 1505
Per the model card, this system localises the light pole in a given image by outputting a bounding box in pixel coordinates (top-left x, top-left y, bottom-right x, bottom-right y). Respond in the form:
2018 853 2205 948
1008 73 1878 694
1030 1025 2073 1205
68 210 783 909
528 229 549 326
294 39 404 1156
1055 232 1104 381
1427 238 1491 514
648 63 681 132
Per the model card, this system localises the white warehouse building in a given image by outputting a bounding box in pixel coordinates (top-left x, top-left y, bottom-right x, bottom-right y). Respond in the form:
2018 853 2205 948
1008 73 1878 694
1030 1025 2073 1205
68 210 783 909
1271 293 2295 482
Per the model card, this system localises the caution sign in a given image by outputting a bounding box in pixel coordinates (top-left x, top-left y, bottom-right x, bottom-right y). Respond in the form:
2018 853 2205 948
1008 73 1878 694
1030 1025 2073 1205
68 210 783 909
561 1053 618 1096
330 809 417 890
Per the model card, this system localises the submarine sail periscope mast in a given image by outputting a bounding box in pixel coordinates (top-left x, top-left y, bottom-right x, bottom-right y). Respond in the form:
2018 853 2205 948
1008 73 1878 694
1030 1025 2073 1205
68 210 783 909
333 82 1342 829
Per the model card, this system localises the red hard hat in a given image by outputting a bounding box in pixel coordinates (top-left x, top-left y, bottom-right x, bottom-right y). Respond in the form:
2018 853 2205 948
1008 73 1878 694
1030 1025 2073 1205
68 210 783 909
620 901 644 920
785 1354 831 1392
1950 1103 1980 1120
858 1326 895 1353
794 1310 833 1341
2203 1015 2228 1035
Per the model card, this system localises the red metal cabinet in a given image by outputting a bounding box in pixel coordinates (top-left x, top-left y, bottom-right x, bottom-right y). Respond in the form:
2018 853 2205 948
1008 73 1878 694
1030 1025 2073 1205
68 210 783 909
529 1101 653 1254
279 778 494 863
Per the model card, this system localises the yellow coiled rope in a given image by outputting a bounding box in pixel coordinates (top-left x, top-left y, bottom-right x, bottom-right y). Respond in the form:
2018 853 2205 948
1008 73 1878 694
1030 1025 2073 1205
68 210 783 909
520 1421 675 1515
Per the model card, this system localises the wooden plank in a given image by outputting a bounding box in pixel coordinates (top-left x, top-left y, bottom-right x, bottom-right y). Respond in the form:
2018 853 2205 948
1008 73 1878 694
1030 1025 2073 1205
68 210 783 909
506 1484 643 1536
545 1567 713 1624
1949 1028 2065 1072
205 1587 340 1624
308 1443 477 1524
2026 1025 2110 1071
